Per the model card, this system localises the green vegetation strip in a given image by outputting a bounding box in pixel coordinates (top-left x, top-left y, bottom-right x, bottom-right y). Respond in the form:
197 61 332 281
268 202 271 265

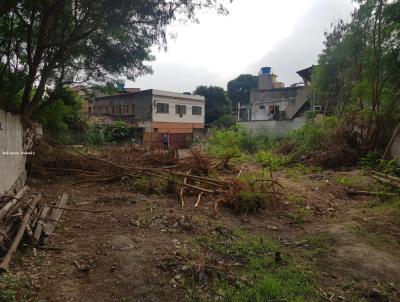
189 229 317 302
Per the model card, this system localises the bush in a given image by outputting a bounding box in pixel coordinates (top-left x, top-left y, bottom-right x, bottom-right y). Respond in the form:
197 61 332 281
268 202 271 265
215 114 236 128
285 117 337 156
255 150 290 170
234 191 266 213
207 126 279 157
104 121 130 143
85 123 106 146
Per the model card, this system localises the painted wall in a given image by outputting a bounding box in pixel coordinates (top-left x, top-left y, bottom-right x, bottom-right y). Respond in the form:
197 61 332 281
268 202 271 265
239 116 306 137
152 95 204 124
93 89 205 126
0 109 26 195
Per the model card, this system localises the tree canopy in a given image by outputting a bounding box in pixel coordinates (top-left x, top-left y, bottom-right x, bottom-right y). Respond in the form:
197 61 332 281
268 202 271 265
0 0 229 118
227 74 258 105
194 85 231 125
313 0 400 150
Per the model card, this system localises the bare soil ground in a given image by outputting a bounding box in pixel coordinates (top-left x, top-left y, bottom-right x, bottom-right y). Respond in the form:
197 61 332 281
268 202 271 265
6 168 400 301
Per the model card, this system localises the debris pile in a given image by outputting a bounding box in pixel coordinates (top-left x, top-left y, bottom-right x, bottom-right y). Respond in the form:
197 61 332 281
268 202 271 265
0 188 69 271
31 142 283 212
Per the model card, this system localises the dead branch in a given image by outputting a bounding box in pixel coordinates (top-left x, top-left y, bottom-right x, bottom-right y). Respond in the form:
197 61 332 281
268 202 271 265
0 194 41 272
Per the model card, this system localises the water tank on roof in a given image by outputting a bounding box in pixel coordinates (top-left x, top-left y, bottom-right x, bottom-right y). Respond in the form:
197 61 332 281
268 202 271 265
117 82 125 92
260 67 272 75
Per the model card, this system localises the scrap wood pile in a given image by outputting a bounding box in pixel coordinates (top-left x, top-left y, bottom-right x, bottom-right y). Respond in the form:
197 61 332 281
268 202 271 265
0 188 70 271
31 141 283 212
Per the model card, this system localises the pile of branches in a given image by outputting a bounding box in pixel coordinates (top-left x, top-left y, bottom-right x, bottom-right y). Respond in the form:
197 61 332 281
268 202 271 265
0 188 70 272
30 142 283 212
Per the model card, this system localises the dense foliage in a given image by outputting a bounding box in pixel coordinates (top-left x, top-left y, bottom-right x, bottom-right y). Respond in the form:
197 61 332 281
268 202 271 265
32 87 84 133
227 74 258 105
0 0 228 118
194 85 232 125
313 0 400 152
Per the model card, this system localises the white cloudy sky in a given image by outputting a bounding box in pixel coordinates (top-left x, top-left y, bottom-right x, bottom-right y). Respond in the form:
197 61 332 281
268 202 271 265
128 0 355 92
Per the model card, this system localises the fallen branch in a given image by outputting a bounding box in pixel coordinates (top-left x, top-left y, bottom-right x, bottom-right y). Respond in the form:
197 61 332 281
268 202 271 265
0 186 29 220
195 192 204 208
345 189 398 197
371 175 400 188
46 205 114 213
180 170 190 209
0 194 41 272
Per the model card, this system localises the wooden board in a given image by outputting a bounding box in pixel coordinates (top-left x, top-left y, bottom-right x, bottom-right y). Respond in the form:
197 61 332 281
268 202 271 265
43 193 69 244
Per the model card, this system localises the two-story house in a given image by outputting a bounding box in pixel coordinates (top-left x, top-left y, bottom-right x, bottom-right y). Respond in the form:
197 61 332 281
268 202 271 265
93 89 205 148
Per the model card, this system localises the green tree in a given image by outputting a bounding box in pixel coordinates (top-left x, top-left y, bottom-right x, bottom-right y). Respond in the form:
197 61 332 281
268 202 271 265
0 0 228 118
227 74 258 105
33 87 83 133
313 0 400 151
216 114 236 128
194 85 232 125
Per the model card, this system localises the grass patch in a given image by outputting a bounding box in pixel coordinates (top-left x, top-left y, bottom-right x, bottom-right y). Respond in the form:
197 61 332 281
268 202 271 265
233 191 267 213
129 176 176 195
334 174 364 187
0 273 35 302
300 233 335 257
191 229 317 301
287 208 314 224
284 164 322 180
286 193 306 205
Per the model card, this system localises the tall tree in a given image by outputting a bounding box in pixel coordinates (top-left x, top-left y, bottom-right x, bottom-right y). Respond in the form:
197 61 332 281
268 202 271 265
313 0 400 151
194 85 231 125
0 0 229 118
227 74 258 105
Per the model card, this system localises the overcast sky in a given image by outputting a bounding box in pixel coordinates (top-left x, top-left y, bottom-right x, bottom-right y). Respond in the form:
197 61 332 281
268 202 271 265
128 0 355 92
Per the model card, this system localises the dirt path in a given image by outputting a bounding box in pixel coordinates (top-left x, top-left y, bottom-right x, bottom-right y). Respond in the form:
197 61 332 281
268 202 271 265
9 171 400 301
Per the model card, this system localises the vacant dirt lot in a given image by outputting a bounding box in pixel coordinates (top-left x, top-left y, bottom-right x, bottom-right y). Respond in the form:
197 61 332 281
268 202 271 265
4 168 400 302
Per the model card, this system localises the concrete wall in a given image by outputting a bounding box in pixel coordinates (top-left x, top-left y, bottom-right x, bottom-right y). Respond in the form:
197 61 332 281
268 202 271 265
0 109 26 195
93 90 153 120
239 116 306 137
250 86 311 120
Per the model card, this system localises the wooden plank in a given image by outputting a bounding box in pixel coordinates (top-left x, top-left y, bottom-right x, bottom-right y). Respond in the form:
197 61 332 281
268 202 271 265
33 205 50 241
42 193 69 244
0 194 41 272
0 186 29 220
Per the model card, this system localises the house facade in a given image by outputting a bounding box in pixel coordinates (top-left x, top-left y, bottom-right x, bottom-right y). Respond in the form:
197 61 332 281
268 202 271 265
238 67 313 136
92 89 205 148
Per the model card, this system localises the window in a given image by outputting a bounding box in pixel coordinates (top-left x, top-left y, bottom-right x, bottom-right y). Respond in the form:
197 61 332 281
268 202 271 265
269 105 275 113
156 103 169 113
192 106 202 115
131 104 136 115
259 105 265 110
176 104 186 115
122 105 129 114
112 105 121 115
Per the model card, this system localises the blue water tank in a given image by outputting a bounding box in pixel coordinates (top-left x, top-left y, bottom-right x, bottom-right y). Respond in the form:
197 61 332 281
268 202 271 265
260 67 272 75
117 82 125 92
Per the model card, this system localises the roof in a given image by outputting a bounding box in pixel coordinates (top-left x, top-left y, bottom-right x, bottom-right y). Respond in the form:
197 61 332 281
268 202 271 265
94 89 204 102
296 66 314 82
